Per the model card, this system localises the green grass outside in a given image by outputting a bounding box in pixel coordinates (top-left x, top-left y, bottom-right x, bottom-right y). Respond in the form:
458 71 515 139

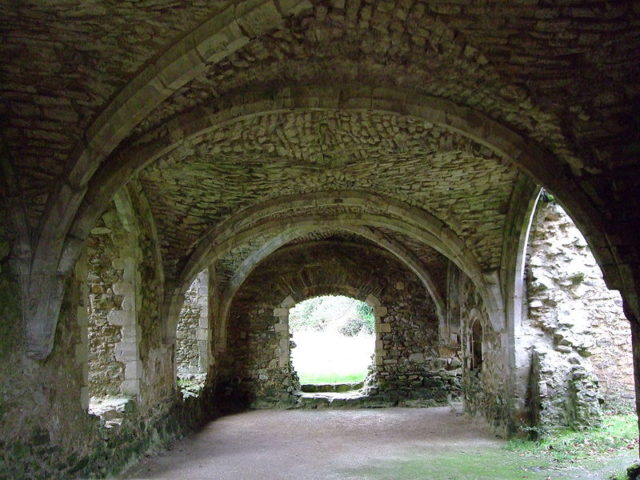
297 369 368 385
507 413 638 462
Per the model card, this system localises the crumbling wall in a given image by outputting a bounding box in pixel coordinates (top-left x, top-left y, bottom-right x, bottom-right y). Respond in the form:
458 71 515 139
526 200 633 422
0 189 216 479
219 242 458 409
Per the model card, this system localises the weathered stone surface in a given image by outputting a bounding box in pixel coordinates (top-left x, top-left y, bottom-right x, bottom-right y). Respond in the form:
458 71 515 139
526 201 634 412
176 270 208 377
139 110 516 278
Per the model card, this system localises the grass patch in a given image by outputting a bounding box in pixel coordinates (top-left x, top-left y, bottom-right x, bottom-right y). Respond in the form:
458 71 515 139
342 446 559 480
297 370 367 385
507 414 639 463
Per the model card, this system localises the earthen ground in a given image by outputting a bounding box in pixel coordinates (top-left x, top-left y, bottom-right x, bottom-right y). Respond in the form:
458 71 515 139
122 407 608 480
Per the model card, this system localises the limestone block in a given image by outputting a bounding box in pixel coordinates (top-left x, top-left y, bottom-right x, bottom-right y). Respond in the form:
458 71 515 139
107 310 129 326
236 0 281 38
77 306 88 326
121 379 140 396
194 6 247 63
124 360 142 380
196 327 209 340
80 387 89 410
274 322 288 332
409 353 424 362
281 295 296 308
115 342 137 359
75 341 88 363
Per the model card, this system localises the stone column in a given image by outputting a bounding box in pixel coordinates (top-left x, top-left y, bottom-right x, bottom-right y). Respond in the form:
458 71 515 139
625 301 640 455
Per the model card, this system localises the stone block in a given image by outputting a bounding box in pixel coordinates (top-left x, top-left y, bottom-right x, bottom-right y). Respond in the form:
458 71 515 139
409 353 424 362
374 306 388 317
274 322 288 332
80 387 89 410
75 341 88 363
121 379 140 396
196 328 209 341
107 310 128 326
281 295 296 308
194 7 248 63
124 360 142 379
379 323 391 333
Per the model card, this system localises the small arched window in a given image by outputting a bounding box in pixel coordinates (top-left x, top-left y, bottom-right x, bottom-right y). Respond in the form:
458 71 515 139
470 319 483 373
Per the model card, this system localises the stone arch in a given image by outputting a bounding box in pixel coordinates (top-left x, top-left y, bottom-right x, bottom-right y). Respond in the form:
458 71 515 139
499 174 542 412
163 197 502 350
24 1 312 360
169 190 490 306
0 146 31 299
25 86 627 360
213 224 446 356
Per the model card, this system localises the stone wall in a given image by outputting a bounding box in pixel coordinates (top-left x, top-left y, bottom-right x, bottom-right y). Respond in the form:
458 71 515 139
368 278 461 406
218 241 460 409
453 270 511 435
526 200 634 421
85 212 126 397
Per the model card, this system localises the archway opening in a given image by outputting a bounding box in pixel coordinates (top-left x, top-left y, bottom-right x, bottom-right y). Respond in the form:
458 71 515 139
289 295 375 387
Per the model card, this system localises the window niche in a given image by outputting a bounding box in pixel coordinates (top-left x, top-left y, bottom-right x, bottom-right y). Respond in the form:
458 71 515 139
176 269 210 398
80 204 142 427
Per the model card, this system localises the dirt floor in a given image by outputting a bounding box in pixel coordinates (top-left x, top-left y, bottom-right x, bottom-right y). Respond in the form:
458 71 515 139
120 407 636 480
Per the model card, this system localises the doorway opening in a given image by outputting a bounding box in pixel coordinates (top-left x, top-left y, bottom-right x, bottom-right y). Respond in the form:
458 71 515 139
289 295 375 387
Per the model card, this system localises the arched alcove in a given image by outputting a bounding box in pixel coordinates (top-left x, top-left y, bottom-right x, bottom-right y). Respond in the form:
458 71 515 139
470 320 483 374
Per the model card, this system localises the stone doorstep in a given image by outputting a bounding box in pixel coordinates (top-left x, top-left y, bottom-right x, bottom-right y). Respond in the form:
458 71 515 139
300 382 364 393
296 390 369 408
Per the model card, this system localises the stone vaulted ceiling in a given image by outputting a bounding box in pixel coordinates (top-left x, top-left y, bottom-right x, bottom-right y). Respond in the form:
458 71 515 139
138 109 515 279
2 0 639 356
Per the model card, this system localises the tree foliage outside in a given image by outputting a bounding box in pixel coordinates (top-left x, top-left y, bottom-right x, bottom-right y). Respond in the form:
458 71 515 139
289 295 374 336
